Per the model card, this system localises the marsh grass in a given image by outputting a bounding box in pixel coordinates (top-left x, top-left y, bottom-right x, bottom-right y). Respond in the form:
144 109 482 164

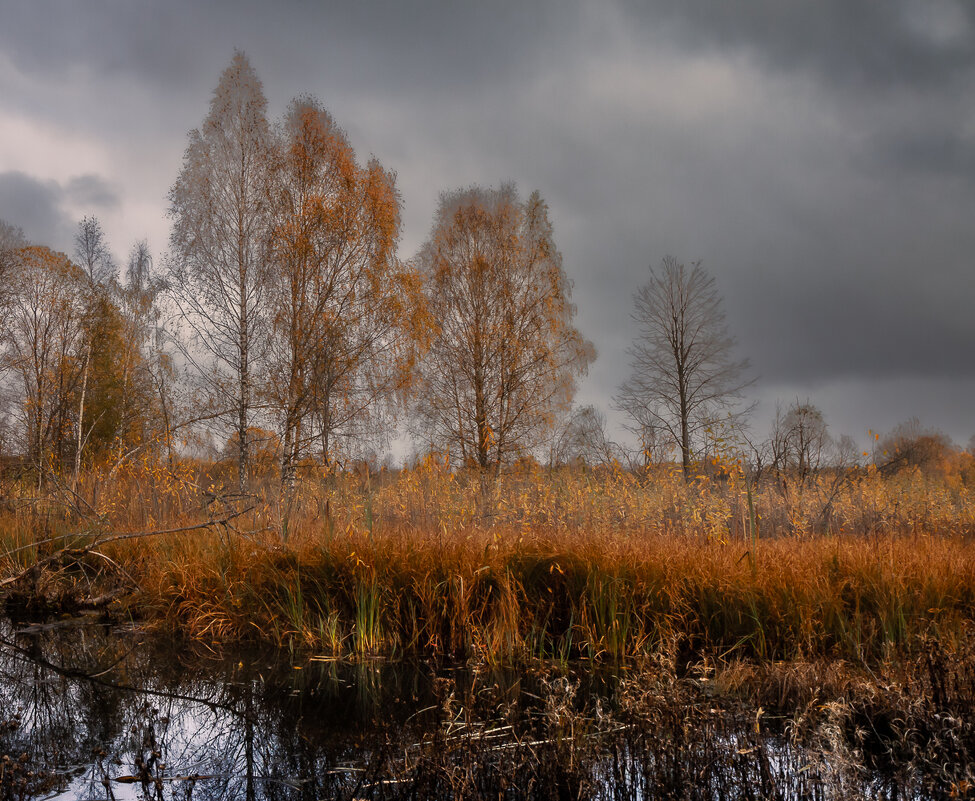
0 457 973 663
84 523 971 665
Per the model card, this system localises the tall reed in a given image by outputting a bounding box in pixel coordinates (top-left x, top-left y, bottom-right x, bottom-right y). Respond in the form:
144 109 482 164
1 456 973 662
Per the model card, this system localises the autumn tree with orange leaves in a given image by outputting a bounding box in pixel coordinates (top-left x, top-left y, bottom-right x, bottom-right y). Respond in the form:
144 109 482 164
413 186 594 470
0 246 87 484
267 98 426 534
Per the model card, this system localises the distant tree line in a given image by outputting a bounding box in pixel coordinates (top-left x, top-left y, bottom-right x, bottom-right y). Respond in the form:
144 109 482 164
0 52 970 497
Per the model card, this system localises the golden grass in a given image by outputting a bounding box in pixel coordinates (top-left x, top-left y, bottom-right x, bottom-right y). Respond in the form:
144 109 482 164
1 456 974 663
98 524 972 663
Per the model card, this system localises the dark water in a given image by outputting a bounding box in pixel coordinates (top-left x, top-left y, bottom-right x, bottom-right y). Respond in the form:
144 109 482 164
0 617 926 800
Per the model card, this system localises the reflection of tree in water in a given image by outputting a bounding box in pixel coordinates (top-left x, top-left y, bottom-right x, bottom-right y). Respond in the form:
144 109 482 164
0 623 247 799
0 624 419 800
0 620 947 799
0 625 129 796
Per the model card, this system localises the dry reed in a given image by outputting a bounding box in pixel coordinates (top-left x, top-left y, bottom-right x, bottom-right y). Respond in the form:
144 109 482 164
0 456 973 663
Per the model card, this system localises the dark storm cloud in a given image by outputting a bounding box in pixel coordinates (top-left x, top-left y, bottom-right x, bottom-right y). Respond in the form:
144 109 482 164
0 171 74 251
0 0 570 93
622 0 975 91
0 172 117 253
565 0 975 402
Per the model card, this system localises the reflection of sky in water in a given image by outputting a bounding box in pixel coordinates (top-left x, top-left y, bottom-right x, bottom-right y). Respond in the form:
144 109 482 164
0 621 485 799
0 619 901 799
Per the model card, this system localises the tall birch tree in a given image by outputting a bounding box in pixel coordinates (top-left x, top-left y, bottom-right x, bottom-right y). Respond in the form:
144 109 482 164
413 186 594 470
168 51 273 493
267 98 422 527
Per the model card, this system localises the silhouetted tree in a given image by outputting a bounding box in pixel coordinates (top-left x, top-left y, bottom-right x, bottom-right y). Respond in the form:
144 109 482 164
549 405 617 468
615 257 752 480
770 400 830 484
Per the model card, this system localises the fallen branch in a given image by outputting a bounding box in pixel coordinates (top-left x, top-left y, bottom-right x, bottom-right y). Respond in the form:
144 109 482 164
0 505 254 591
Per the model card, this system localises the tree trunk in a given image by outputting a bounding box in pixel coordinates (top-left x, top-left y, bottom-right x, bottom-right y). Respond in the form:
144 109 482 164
474 363 489 469
238 376 248 494
74 347 90 491
678 364 691 482
680 413 691 482
280 417 296 543
238 246 250 495
35 382 44 492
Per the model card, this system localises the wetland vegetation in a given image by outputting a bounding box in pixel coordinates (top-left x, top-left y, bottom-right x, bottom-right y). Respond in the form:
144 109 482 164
2 49 975 800
1 457 975 799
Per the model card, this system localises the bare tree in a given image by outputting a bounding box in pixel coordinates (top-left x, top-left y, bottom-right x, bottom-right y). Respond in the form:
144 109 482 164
116 240 176 464
549 405 619 468
74 216 117 286
0 218 24 252
267 97 421 536
168 51 274 493
615 257 752 481
413 186 594 470
769 400 831 485
0 219 26 317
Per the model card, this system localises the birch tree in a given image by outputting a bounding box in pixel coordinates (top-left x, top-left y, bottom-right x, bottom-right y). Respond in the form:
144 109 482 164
72 216 116 486
413 185 594 470
168 51 273 493
615 257 752 480
267 98 422 527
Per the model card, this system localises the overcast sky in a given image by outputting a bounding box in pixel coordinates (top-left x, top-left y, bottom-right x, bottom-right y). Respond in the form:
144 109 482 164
1 0 973 451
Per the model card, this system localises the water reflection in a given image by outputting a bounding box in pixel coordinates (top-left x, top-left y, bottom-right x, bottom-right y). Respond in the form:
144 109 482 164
0 618 913 799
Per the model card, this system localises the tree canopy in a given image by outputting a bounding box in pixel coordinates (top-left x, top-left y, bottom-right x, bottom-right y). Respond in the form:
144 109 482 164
413 185 594 469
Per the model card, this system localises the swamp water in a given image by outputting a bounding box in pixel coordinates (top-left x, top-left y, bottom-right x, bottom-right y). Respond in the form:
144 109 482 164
0 618 940 800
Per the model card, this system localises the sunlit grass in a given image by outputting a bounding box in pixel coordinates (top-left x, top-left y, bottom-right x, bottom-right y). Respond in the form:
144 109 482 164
1 454 973 663
110 522 974 664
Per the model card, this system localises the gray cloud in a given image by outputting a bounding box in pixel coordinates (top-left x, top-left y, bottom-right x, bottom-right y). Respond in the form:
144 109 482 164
621 0 975 92
65 174 119 211
0 171 119 254
0 171 74 251
0 0 571 97
1 1 973 445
